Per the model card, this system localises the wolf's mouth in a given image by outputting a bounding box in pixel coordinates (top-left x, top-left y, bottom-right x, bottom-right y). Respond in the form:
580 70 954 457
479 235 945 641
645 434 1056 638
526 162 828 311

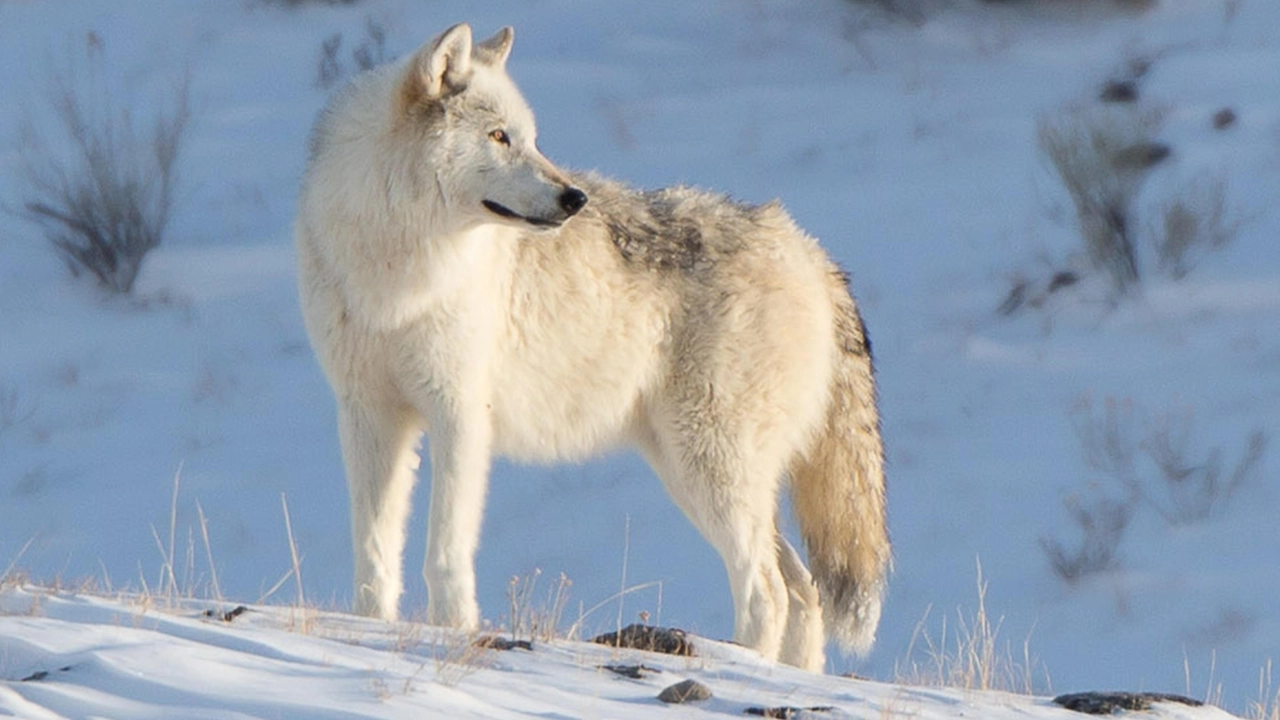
482 200 563 228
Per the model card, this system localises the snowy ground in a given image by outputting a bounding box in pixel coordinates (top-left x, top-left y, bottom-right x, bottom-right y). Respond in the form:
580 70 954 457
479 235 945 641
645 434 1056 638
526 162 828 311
0 587 1245 719
1 0 1278 717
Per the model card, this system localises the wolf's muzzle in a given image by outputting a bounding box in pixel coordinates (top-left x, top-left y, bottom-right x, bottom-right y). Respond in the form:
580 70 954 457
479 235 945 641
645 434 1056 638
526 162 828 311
482 186 588 228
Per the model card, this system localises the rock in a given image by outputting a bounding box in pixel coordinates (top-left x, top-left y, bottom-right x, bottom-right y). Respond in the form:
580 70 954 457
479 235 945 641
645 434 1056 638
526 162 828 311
745 705 836 718
203 605 248 622
20 666 71 682
472 635 533 651
591 624 694 656
657 679 712 704
1213 108 1237 130
1053 691 1203 714
600 663 661 679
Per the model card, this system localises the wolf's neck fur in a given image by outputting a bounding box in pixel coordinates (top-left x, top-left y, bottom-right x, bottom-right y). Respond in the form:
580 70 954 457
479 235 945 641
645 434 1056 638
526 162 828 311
347 221 517 333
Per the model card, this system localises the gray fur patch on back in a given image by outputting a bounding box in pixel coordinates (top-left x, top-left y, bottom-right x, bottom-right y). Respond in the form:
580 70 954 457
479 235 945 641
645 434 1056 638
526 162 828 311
576 173 760 273
604 191 706 271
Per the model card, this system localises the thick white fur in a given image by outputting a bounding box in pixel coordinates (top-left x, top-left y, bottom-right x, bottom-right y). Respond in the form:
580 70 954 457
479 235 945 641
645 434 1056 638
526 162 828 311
297 23 888 671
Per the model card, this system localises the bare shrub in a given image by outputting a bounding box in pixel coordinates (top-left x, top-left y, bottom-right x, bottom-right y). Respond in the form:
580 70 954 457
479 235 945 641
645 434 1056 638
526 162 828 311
1154 176 1239 280
1042 398 1139 583
1047 396 1268 584
1137 409 1266 525
1039 491 1135 584
259 0 360 7
1017 90 1242 316
15 38 190 295
351 17 387 73
844 0 934 25
1038 106 1169 296
316 34 343 89
1076 396 1267 525
0 383 36 439
315 17 389 90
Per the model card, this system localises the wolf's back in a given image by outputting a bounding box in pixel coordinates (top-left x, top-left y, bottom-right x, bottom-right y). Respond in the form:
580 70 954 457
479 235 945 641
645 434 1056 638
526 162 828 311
788 268 889 656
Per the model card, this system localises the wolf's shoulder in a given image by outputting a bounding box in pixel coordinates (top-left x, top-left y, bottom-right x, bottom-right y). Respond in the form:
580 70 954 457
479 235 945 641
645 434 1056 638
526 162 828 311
570 171 796 273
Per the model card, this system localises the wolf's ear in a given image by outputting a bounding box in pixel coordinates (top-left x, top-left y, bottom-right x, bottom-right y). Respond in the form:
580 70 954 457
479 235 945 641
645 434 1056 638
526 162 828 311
406 23 473 103
473 27 514 67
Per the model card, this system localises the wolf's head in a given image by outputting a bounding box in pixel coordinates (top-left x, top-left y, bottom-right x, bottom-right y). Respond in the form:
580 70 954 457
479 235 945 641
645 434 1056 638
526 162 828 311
397 24 587 231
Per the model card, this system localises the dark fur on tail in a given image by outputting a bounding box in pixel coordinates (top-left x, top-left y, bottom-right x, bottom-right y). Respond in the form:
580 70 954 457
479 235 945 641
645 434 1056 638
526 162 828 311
789 266 889 656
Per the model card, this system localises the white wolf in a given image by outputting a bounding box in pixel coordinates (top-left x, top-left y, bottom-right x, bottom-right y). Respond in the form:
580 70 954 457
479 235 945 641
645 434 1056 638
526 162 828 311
296 23 889 671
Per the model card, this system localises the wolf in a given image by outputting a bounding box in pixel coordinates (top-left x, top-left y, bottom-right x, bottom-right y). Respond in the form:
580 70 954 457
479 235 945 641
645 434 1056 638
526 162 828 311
296 22 889 671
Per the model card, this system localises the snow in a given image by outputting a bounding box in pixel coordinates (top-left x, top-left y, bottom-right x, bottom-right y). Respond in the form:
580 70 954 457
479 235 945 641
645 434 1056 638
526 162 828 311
1 0 1277 717
0 587 1242 720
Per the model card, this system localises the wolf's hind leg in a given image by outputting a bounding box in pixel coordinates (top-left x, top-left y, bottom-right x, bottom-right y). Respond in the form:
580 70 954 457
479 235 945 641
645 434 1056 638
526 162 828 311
776 534 826 671
338 400 422 621
705 482 789 663
644 432 790 664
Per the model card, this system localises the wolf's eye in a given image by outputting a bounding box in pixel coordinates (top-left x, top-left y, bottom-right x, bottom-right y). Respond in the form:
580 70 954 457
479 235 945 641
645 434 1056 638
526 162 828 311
489 129 511 146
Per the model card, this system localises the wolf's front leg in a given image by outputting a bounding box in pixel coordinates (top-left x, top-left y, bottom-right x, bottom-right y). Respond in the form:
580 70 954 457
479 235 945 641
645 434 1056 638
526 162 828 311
338 400 422 621
422 412 493 630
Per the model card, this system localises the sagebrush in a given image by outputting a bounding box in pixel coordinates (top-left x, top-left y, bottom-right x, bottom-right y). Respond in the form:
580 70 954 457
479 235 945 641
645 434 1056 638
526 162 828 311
1038 106 1168 296
1043 396 1268 584
16 37 190 295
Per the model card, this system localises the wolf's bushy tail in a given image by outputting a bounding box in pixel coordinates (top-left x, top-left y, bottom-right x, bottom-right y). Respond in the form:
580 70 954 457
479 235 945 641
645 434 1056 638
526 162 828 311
789 266 890 657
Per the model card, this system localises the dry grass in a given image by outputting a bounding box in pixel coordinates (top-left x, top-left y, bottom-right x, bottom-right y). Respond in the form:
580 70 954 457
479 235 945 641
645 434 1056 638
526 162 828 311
2 464 316 629
896 560 1049 694
430 628 495 687
1 538 36 595
506 569 573 644
1247 660 1280 720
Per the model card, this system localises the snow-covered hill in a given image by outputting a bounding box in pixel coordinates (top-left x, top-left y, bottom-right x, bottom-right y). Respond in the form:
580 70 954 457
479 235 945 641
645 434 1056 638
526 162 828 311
1 0 1277 717
0 587 1245 719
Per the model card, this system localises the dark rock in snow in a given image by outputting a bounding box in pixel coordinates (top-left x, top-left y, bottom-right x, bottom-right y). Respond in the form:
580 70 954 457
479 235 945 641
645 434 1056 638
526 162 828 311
591 623 694 656
20 666 71 682
657 678 712 704
1053 691 1203 714
204 605 248 622
745 705 836 718
601 663 661 679
473 635 534 651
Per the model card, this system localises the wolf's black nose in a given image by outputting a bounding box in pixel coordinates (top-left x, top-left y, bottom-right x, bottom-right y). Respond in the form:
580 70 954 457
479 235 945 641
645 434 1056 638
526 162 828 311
559 187 588 216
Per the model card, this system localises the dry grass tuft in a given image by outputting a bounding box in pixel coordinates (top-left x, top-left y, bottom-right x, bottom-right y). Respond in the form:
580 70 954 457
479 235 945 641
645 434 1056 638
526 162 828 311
1247 660 1280 720
897 560 1049 694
